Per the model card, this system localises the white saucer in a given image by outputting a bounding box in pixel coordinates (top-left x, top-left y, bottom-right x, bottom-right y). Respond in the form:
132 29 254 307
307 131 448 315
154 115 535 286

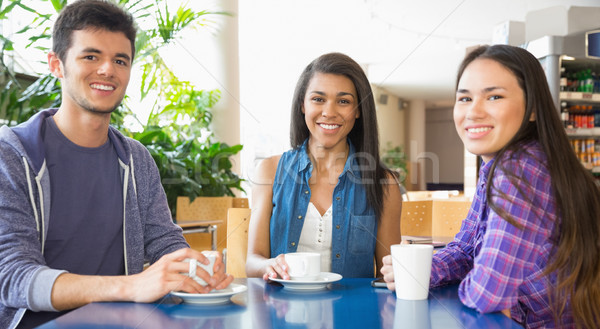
170 283 247 305
271 272 342 291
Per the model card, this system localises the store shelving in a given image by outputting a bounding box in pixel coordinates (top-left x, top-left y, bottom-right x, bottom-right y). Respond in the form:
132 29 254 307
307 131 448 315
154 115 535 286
559 89 599 175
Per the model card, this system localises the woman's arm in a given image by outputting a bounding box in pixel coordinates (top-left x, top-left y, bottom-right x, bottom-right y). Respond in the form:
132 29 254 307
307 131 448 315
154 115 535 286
458 156 554 312
245 156 288 279
375 173 403 274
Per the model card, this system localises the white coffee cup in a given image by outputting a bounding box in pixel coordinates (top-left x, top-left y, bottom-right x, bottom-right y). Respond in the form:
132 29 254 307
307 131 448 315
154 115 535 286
284 252 321 281
391 244 433 300
182 252 217 286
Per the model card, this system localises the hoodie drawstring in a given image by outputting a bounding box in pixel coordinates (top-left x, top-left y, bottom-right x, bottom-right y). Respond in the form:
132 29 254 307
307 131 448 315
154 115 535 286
22 157 42 253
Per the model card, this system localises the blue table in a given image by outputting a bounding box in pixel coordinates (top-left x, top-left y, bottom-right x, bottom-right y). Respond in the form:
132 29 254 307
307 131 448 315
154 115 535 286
38 278 521 328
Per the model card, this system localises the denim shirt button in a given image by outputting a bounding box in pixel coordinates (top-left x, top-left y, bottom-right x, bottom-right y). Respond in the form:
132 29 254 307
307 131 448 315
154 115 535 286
291 242 296 246
335 253 341 258
304 190 309 194
336 197 341 201
336 225 340 229
297 215 302 219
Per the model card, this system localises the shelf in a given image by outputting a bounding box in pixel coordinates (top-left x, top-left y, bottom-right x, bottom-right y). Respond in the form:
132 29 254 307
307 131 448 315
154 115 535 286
579 163 600 173
560 92 600 103
566 127 600 137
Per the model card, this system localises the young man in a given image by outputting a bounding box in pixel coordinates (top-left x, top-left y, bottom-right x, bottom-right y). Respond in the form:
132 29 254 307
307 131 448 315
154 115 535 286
0 1 233 328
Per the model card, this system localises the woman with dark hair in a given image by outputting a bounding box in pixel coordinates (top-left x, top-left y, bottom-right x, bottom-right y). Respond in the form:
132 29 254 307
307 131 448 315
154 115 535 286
381 44 600 328
246 52 402 279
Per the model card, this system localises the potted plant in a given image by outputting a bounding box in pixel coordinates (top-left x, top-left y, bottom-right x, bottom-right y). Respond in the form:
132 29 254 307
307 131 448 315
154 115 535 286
124 81 244 218
382 142 408 184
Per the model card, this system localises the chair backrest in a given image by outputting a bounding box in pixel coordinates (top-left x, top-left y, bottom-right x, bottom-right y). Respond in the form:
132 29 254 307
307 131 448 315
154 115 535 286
232 197 249 208
176 197 249 252
226 208 251 278
401 200 471 237
176 196 233 223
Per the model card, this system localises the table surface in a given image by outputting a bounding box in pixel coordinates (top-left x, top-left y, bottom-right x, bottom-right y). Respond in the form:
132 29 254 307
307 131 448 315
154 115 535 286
39 278 521 329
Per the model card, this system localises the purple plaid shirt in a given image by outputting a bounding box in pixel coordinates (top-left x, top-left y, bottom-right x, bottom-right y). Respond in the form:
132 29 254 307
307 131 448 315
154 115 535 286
430 141 573 328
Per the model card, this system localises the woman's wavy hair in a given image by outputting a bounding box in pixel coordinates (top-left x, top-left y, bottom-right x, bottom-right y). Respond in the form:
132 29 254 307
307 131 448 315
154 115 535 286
456 44 600 328
290 52 390 219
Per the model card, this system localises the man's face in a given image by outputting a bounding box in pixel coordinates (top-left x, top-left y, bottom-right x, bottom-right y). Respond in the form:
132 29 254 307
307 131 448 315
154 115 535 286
49 28 132 114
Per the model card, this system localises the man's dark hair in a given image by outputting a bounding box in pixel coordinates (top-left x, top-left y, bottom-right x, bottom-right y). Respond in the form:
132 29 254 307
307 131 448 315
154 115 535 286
52 0 137 62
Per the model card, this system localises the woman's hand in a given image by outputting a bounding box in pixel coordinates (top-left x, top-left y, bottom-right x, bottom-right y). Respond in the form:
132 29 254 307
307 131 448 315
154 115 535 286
262 254 289 281
380 254 395 291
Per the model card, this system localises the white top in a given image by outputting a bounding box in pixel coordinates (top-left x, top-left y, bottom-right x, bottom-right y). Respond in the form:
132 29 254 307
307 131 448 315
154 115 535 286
297 202 333 272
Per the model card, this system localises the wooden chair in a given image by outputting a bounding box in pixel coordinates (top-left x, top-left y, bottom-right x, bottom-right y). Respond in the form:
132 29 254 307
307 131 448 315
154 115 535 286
176 196 249 253
401 199 471 237
225 208 251 278
232 197 249 208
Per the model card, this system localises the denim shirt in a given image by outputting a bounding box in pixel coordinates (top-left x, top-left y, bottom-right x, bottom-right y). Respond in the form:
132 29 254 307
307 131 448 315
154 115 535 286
270 139 377 278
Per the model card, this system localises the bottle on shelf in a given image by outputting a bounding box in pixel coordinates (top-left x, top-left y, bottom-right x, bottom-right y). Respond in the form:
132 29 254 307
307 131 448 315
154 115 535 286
585 69 594 93
560 67 568 92
561 101 570 128
568 71 577 92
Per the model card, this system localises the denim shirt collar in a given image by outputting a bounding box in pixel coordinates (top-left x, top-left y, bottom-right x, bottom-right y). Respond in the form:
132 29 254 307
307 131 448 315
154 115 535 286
298 138 359 178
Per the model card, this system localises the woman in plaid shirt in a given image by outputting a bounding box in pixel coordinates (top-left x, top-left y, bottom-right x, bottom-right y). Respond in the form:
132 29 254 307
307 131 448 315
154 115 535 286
381 45 600 328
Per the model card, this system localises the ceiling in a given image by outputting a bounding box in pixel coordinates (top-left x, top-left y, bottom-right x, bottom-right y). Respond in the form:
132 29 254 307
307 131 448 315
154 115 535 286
243 0 600 108
361 0 600 105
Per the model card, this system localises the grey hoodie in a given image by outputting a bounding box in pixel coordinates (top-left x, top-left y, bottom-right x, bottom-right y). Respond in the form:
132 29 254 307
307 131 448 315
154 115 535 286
0 108 189 329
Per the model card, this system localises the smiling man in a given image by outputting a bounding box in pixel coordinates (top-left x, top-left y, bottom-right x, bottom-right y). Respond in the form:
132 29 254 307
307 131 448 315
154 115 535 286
0 1 232 328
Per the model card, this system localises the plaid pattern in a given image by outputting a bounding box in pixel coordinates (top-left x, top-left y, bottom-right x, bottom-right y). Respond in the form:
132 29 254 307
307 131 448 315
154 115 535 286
430 141 574 328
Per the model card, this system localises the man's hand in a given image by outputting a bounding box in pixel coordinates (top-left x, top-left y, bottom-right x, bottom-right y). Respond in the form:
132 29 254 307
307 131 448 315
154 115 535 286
51 248 234 310
125 248 234 303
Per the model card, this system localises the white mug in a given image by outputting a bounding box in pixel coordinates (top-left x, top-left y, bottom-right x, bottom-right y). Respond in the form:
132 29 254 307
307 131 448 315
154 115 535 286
183 252 217 286
391 244 433 300
284 252 321 281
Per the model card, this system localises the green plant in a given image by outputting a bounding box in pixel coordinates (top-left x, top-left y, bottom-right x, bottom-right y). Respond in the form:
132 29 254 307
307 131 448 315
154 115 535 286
0 0 243 218
0 0 62 123
382 142 407 183
124 81 244 217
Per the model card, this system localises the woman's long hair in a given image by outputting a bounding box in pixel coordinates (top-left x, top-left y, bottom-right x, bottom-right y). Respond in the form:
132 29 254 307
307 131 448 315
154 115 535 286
290 52 390 219
456 45 600 328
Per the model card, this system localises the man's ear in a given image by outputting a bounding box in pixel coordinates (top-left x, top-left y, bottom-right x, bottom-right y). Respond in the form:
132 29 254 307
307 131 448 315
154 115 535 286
48 52 64 78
